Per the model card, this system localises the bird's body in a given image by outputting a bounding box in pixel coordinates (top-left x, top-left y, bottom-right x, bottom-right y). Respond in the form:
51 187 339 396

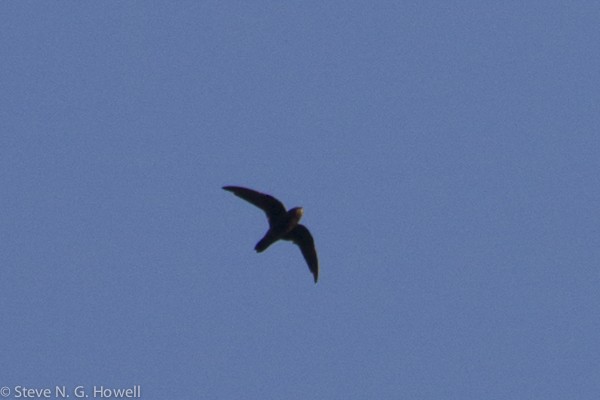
223 186 319 283
254 207 302 252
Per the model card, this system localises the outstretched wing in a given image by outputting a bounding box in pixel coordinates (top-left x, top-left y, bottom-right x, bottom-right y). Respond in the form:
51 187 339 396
283 224 319 283
223 186 287 226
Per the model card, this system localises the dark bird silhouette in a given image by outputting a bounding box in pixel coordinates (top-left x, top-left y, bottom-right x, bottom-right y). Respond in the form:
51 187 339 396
223 186 319 283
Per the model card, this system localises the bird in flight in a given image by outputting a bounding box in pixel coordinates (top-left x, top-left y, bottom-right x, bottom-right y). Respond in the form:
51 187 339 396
223 186 319 283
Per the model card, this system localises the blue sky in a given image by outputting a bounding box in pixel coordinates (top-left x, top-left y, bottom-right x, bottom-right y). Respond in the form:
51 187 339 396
2 2 599 399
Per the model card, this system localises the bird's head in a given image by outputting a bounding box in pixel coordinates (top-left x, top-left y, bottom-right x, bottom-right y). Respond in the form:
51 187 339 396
290 207 304 221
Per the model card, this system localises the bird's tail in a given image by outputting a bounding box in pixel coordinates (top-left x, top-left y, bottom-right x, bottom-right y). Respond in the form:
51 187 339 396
255 233 277 252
